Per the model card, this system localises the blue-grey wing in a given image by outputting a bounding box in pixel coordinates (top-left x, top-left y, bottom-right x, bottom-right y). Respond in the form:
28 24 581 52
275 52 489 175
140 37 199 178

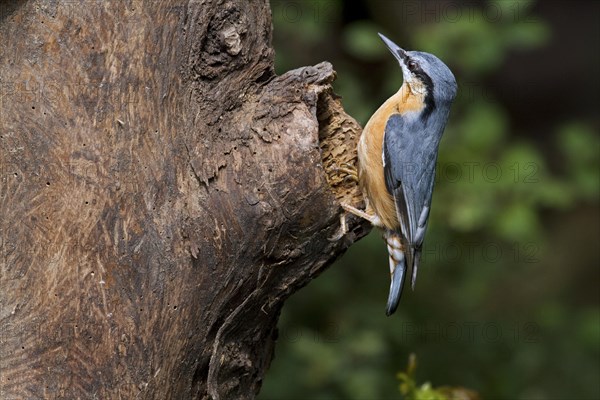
383 113 437 255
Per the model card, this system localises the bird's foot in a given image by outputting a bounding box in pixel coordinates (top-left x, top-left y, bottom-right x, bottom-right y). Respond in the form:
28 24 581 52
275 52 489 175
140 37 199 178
333 163 359 183
329 203 380 241
328 213 349 241
341 203 381 226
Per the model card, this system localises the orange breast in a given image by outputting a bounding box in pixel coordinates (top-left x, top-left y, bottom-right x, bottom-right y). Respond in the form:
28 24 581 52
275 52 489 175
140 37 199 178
357 84 425 230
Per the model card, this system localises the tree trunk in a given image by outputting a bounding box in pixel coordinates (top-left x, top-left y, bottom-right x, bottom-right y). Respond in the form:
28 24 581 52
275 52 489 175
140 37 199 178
0 1 368 398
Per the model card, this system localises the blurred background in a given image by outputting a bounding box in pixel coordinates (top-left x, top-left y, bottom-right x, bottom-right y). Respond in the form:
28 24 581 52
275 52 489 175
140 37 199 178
259 1 599 399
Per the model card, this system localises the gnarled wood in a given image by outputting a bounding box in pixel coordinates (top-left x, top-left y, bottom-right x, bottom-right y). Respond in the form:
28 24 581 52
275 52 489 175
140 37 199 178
0 1 368 398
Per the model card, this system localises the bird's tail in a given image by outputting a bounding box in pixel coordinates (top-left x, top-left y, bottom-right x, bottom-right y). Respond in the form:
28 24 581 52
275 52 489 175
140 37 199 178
384 231 409 316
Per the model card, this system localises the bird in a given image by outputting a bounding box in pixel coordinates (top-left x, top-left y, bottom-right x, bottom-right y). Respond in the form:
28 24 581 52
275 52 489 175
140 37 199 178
340 33 457 316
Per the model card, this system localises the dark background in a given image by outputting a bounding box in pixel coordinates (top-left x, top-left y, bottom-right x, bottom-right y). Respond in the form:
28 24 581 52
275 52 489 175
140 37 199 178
260 1 599 399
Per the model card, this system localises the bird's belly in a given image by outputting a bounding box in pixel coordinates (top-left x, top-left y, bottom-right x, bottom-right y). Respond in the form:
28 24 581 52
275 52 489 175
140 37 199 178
358 128 399 231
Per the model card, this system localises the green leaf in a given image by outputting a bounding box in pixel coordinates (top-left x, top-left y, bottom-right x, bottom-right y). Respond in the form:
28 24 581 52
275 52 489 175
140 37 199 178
557 122 600 200
459 103 508 153
494 203 540 241
503 21 551 49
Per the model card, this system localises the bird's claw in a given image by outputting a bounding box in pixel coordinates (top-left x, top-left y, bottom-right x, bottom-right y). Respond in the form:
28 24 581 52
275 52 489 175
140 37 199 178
341 203 380 226
332 163 359 183
328 213 349 241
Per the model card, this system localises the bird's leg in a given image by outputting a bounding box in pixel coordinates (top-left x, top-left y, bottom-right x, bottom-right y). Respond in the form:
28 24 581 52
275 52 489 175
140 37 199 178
328 203 381 241
328 163 382 240
328 212 348 241
329 202 381 241
328 203 379 242
341 203 380 226
333 163 359 183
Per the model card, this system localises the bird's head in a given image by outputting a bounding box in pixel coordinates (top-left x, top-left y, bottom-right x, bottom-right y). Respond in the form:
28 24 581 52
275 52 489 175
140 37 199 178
379 33 457 105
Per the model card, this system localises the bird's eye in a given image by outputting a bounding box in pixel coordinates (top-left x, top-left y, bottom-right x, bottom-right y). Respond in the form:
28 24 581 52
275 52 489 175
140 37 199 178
408 60 418 71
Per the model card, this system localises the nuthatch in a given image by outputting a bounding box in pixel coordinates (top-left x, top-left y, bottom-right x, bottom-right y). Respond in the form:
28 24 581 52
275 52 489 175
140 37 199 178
341 34 457 315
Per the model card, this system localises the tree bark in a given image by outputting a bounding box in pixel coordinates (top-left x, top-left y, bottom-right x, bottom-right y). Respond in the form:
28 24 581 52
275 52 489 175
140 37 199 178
0 1 368 399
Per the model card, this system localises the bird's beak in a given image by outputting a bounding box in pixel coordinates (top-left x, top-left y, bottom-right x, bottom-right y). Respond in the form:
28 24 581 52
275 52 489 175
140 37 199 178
379 33 414 88
378 33 407 65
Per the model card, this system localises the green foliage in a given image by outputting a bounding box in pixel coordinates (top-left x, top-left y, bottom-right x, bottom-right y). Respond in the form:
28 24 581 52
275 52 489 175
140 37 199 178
342 21 387 61
397 354 450 400
412 0 550 75
262 1 599 399
557 122 600 201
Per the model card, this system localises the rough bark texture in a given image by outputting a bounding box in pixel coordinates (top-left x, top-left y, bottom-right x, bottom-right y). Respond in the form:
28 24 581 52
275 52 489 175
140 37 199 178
0 1 368 399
